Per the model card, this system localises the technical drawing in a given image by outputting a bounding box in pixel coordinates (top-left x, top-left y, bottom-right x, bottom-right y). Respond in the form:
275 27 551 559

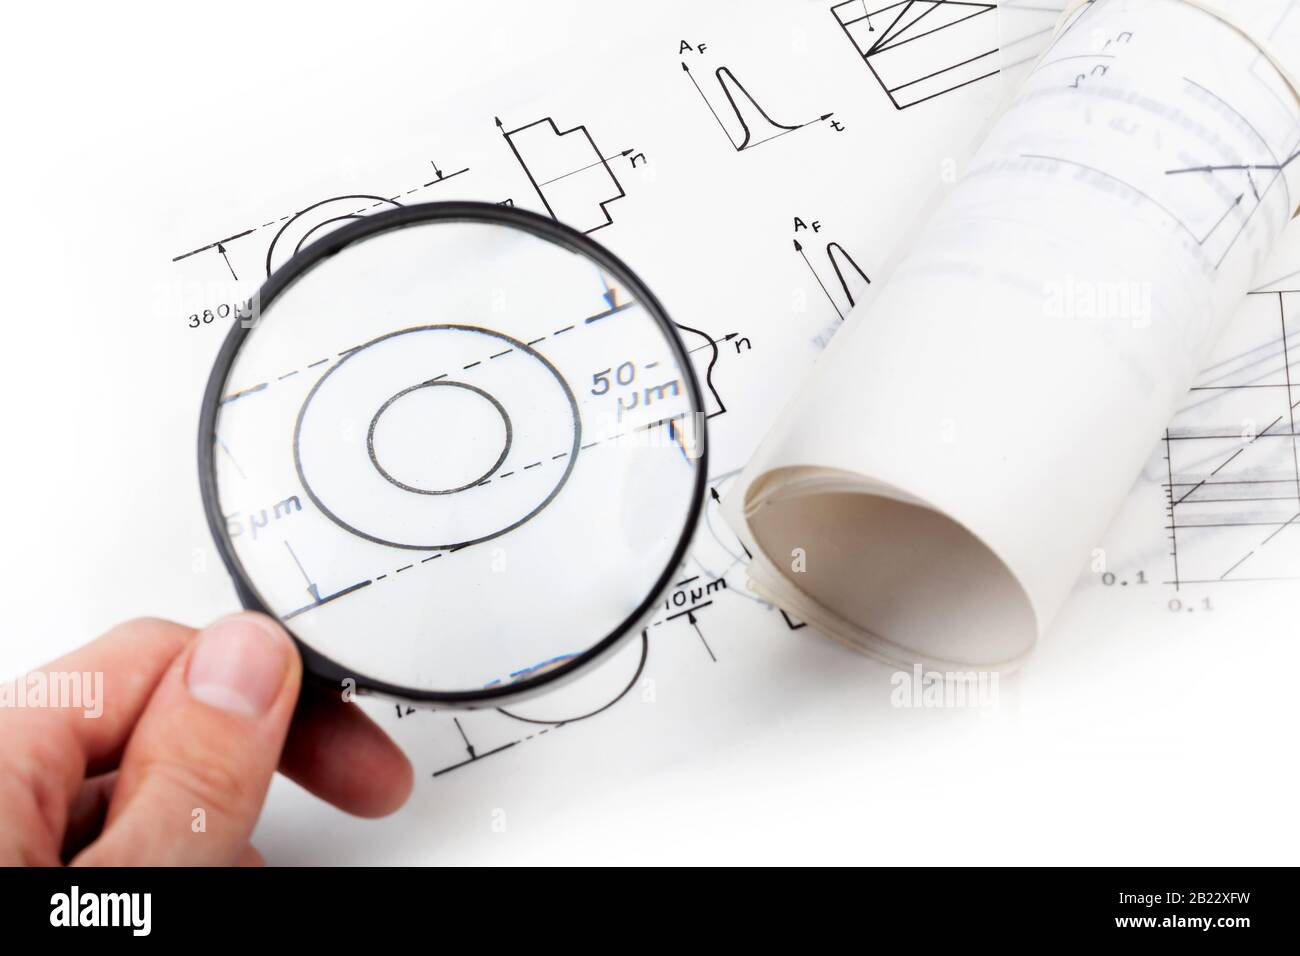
1020 75 1300 273
831 0 999 109
496 115 628 233
424 563 727 777
1163 288 1300 587
1162 154 1300 270
292 325 583 552
997 0 1074 75
264 195 402 277
419 474 764 779
673 321 732 419
1169 158 1297 208
1157 75 1300 269
827 241 871 309
690 476 809 636
690 477 756 590
831 1 1066 109
794 237 871 320
498 633 649 725
427 713 559 778
1019 149 1281 274
681 62 833 152
660 570 726 662
170 161 470 281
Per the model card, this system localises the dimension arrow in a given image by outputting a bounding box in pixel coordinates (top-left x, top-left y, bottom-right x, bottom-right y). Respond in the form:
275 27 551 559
217 242 238 281
453 717 477 759
687 610 716 662
596 271 619 310
284 540 320 603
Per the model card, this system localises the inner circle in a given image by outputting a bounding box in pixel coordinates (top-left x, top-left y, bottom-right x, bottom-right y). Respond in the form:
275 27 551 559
366 380 513 495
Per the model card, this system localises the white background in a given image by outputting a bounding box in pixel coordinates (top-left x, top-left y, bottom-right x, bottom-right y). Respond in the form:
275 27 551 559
1 0 1297 864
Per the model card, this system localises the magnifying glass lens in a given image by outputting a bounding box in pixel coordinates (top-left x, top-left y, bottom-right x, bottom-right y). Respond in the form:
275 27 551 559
203 204 705 704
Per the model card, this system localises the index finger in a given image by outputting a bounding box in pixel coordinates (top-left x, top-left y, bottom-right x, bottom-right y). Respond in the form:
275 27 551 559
3 617 192 775
0 618 192 864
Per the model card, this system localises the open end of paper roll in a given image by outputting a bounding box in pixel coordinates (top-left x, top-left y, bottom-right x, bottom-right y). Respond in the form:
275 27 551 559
743 469 1039 670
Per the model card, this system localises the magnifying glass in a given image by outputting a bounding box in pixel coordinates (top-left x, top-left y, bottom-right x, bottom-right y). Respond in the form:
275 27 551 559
198 202 707 706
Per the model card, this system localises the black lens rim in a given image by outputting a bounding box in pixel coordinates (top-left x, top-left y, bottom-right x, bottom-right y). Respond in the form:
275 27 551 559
197 200 708 707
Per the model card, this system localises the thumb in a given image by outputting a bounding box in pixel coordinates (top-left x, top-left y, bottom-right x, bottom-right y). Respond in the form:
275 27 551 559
74 612 302 866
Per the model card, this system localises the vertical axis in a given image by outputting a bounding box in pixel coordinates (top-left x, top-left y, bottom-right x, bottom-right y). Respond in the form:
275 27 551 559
496 117 558 220
1279 291 1300 506
680 63 740 151
1164 428 1181 591
793 239 845 320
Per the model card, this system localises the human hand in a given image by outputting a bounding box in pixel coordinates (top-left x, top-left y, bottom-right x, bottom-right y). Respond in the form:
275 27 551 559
0 613 413 865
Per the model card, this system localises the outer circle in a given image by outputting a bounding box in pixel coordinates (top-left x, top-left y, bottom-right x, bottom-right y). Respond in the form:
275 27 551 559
294 324 580 550
197 201 708 708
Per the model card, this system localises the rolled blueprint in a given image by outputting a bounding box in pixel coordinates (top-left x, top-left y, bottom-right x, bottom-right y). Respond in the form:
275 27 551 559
724 0 1300 670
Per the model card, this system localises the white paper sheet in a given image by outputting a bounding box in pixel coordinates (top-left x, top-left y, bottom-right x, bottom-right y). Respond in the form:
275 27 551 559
4 0 1300 864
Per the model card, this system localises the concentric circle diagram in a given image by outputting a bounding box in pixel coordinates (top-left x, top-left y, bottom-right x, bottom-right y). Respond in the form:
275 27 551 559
294 324 581 551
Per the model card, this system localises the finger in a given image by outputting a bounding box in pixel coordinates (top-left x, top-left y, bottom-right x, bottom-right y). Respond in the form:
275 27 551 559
40 618 195 774
236 844 265 867
61 772 116 862
279 685 414 818
73 613 301 867
0 619 191 866
0 618 191 778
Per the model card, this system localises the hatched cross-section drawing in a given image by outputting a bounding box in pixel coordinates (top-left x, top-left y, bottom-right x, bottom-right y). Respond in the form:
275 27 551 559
1162 286 1300 587
831 0 1001 109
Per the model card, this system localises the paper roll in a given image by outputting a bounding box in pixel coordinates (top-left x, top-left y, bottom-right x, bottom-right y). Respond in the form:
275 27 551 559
724 0 1300 670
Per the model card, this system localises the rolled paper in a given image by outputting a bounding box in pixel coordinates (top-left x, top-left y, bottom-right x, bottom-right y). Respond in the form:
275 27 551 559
724 0 1300 670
